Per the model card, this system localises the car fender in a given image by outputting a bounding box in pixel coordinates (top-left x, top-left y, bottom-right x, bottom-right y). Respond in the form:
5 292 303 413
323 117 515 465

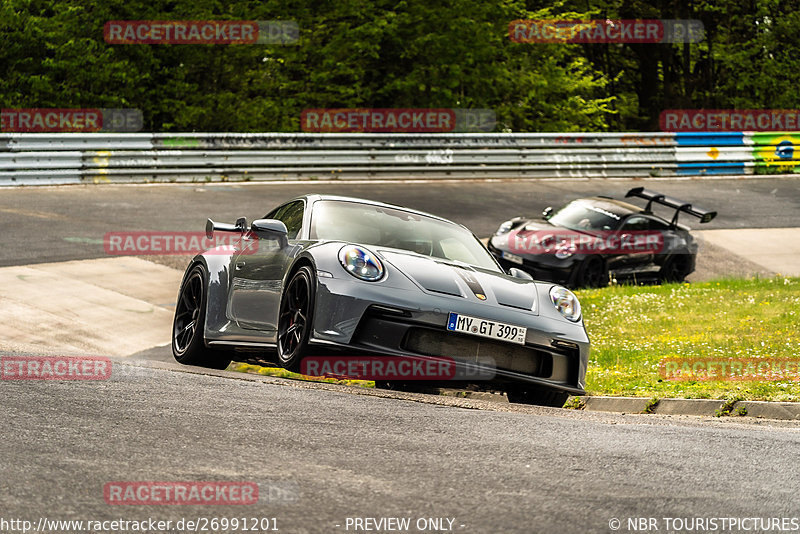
178 248 235 341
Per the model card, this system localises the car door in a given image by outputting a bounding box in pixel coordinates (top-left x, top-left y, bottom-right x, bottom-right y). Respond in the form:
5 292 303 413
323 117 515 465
610 215 656 269
229 200 305 332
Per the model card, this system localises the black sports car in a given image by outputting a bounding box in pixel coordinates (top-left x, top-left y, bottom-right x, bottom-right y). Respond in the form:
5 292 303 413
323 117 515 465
172 195 590 406
488 188 717 288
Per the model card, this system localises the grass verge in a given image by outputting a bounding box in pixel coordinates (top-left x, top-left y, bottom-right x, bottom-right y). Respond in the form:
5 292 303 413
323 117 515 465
576 275 800 401
228 362 374 389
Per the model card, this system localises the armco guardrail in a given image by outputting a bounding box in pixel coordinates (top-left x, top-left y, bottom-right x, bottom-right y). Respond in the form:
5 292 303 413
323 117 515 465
1 132 797 185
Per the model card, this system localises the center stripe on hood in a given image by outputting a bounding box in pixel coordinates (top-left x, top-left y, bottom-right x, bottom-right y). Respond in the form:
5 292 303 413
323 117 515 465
453 267 487 300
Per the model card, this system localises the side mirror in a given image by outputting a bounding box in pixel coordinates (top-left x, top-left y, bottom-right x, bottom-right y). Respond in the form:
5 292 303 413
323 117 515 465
251 219 289 248
542 207 553 219
508 267 534 281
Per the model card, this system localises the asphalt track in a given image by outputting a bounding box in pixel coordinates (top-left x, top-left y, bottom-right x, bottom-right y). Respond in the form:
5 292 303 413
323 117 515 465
2 176 800 533
1 176 799 267
3 359 800 534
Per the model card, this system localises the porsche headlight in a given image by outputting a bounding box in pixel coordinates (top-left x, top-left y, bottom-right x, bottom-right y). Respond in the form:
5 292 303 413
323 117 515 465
554 243 577 260
339 245 384 281
496 220 515 234
549 286 581 322
538 234 556 248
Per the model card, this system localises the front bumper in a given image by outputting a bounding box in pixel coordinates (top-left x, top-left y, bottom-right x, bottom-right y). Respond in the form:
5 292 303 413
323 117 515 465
311 276 588 394
488 241 578 285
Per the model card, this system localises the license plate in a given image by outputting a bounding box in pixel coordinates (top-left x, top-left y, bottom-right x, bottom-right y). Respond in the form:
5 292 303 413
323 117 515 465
502 251 524 265
447 312 527 345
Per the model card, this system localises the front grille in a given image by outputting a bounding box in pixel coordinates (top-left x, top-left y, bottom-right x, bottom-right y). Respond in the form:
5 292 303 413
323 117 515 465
350 307 579 385
402 327 551 377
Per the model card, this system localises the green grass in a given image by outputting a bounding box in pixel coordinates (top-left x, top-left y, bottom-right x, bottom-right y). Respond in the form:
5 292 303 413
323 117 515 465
576 276 800 401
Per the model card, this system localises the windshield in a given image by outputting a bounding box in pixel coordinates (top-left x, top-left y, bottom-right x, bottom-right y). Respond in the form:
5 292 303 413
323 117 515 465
310 201 500 271
547 201 623 231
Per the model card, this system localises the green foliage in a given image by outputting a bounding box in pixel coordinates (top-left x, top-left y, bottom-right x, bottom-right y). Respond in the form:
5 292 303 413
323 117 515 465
2 0 797 131
563 396 587 409
642 396 660 414
715 394 744 417
228 362 375 388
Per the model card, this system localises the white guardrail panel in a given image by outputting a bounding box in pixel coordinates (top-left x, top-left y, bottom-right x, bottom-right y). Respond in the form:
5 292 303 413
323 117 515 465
0 132 796 185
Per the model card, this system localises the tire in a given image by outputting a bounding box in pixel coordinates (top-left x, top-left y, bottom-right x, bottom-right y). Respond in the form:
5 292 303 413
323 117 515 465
506 385 570 408
276 266 316 371
659 254 692 283
172 264 232 370
575 256 608 288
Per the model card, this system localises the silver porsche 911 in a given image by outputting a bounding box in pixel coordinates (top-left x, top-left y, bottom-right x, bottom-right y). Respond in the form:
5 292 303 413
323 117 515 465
172 195 589 406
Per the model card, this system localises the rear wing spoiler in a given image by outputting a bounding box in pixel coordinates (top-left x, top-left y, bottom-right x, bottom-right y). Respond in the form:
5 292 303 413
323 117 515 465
625 187 717 225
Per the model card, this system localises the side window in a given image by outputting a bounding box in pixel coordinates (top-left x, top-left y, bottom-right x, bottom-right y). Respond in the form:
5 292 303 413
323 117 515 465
621 216 650 231
649 218 669 230
265 201 304 239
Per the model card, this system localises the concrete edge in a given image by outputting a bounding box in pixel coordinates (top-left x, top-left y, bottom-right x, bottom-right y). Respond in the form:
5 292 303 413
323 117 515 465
571 396 800 420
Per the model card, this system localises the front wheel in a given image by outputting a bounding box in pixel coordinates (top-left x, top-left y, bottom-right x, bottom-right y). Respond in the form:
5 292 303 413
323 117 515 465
277 266 316 371
575 256 608 288
172 264 231 370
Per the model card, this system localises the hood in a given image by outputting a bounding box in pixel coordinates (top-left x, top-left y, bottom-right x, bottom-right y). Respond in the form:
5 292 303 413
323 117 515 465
377 249 537 312
516 219 551 232
491 220 599 256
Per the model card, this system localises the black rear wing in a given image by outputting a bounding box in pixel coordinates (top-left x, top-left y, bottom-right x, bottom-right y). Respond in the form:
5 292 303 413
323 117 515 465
625 187 717 225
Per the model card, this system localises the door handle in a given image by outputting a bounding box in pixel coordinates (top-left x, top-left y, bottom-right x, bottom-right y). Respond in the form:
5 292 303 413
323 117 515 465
235 261 246 270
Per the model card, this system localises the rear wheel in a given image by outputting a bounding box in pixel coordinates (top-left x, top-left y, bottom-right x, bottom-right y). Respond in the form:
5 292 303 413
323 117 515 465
172 264 231 370
576 257 608 288
506 385 570 408
659 254 692 283
277 266 315 371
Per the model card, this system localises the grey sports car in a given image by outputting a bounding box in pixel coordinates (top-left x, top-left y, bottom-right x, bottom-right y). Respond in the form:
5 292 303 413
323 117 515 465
172 195 589 406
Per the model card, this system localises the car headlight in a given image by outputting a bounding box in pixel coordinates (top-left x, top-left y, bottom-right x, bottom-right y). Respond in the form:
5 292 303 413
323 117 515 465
554 243 577 259
549 286 581 322
496 220 515 234
538 234 555 249
339 245 384 281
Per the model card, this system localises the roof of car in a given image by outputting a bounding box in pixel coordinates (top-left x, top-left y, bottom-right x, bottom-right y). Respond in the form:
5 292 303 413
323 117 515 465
580 196 644 216
288 194 462 226
578 196 689 229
